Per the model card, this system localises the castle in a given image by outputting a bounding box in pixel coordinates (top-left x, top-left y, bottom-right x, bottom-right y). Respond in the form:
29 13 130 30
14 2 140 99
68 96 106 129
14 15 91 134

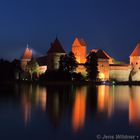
21 37 140 81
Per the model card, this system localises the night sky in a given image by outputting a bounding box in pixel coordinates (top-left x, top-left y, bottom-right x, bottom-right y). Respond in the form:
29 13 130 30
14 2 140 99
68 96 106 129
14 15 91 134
0 0 140 62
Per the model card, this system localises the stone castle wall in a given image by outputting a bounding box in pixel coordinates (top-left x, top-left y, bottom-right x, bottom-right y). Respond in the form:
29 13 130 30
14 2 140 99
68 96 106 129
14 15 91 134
98 59 109 80
47 53 66 71
109 65 131 81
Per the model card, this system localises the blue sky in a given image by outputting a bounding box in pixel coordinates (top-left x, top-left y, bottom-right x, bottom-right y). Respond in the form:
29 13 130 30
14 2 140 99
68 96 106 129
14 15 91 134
0 0 140 62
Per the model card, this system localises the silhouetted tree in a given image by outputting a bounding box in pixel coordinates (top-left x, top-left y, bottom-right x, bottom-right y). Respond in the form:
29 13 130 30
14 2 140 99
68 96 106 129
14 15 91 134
67 51 78 73
11 59 22 80
0 59 21 82
72 72 84 81
59 55 66 71
85 51 99 81
26 58 39 80
129 68 136 82
40 70 71 81
58 51 78 81
59 51 78 73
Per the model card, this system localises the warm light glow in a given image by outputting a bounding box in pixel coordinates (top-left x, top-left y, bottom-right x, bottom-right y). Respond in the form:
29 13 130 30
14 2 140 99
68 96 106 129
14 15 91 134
21 95 31 126
72 87 87 131
38 66 47 74
40 90 47 112
21 46 32 71
76 56 80 63
98 85 105 111
97 86 114 117
129 97 137 124
22 47 32 60
72 38 86 63
115 86 130 110
99 73 105 80
129 88 140 126
21 85 47 126
35 86 47 112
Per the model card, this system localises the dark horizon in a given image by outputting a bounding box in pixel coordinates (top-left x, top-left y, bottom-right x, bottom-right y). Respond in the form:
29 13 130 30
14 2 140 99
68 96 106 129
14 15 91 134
0 0 140 62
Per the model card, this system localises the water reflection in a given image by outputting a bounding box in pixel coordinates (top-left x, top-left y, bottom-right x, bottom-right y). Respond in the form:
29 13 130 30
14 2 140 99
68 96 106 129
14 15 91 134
1 83 140 136
72 86 87 131
114 86 130 110
21 94 31 126
46 85 71 126
35 85 47 112
97 85 114 118
16 84 140 129
20 84 47 125
129 86 140 126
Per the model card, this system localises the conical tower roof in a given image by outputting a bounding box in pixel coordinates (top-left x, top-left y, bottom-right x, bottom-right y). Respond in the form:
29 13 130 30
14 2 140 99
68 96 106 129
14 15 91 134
130 43 140 57
47 38 65 53
73 37 87 46
22 45 32 59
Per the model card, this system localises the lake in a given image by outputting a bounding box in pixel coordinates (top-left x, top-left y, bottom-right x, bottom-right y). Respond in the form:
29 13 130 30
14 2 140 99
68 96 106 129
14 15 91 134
0 84 140 140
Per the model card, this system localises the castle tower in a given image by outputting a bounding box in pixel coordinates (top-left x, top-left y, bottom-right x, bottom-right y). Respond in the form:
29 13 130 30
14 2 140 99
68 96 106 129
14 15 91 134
47 38 66 71
21 44 32 71
95 49 110 80
72 38 87 63
130 43 140 71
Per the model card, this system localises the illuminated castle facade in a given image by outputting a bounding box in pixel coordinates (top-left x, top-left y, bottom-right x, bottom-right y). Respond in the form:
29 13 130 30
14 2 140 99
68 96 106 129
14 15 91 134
21 44 47 75
21 37 140 81
72 38 86 63
129 43 140 80
72 38 111 80
21 38 65 75
21 44 32 71
47 38 66 71
130 43 140 71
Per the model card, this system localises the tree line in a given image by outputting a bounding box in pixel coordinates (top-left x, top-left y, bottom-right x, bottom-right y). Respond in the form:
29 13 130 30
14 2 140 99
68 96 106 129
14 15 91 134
0 59 21 82
0 51 99 82
40 51 99 82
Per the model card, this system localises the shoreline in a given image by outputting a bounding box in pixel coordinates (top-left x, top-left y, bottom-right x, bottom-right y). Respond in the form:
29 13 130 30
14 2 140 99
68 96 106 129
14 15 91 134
1 80 140 86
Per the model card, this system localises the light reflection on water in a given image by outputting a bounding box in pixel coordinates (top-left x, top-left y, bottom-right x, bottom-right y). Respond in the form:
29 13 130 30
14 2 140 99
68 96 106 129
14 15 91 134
129 86 140 126
20 85 47 125
97 85 114 118
0 84 140 139
72 86 87 131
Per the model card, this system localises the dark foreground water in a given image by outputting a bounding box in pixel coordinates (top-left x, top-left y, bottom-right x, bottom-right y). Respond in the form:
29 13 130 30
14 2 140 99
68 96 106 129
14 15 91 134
0 84 140 140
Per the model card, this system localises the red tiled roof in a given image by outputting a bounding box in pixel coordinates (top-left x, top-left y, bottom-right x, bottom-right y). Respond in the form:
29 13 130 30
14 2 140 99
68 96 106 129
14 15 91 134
103 50 112 59
78 38 87 46
96 49 109 59
47 38 65 53
91 49 112 59
72 37 87 47
22 47 32 59
130 43 140 56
